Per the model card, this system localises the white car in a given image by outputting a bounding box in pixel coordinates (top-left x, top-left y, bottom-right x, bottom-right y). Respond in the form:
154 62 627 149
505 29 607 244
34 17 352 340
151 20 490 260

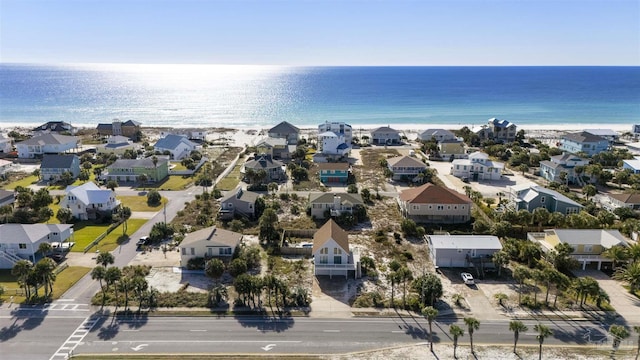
461 272 475 285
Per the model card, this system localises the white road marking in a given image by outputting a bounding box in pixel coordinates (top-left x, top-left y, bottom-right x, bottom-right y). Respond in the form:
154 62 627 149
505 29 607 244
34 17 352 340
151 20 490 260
391 330 405 333
190 329 207 332
49 315 99 360
323 330 341 333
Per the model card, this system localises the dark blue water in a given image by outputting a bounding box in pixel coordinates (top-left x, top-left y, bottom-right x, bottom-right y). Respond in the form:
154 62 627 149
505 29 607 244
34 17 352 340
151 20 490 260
1 64 638 128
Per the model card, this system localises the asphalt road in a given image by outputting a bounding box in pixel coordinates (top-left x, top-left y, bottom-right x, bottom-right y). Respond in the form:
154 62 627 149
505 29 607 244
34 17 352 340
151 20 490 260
0 309 619 360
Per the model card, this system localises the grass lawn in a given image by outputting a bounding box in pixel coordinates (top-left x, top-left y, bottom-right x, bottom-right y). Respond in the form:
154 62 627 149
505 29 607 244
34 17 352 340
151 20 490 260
170 161 188 171
118 195 167 211
0 269 25 304
92 219 147 253
216 163 242 191
138 175 193 191
51 266 91 299
71 222 111 252
44 202 62 224
4 174 39 189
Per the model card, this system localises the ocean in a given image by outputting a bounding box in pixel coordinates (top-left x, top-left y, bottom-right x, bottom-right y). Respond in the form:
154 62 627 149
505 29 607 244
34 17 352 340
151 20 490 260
0 64 639 129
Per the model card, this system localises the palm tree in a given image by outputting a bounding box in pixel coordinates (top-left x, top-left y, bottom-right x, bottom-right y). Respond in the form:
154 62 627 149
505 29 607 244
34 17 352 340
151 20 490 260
513 265 531 305
34 257 57 298
421 306 438 352
492 251 508 277
509 320 528 354
12 260 33 299
118 276 134 311
610 325 630 355
91 266 107 304
603 246 629 271
629 243 640 262
449 324 464 359
464 317 480 354
534 323 552 360
397 266 413 309
96 252 115 267
38 242 53 258
105 266 122 307
494 292 508 307
613 261 640 294
132 276 149 312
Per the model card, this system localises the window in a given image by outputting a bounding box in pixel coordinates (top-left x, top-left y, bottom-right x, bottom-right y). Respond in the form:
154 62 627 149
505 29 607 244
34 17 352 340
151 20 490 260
181 248 186 255
437 205 444 211
19 244 27 249
334 248 342 255
334 256 342 264
584 245 593 253
319 256 328 264
540 196 546 203
219 247 232 255
320 247 328 254
412 205 420 210
190 248 195 255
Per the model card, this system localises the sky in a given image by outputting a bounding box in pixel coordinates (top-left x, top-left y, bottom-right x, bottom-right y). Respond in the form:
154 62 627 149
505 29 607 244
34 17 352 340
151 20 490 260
1 0 638 66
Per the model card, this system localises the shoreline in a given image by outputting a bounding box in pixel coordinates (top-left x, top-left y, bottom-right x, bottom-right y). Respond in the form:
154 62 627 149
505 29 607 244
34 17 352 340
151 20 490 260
0 122 634 133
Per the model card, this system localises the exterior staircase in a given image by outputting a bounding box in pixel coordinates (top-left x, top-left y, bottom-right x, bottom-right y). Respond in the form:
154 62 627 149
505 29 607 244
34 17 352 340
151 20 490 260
0 250 24 267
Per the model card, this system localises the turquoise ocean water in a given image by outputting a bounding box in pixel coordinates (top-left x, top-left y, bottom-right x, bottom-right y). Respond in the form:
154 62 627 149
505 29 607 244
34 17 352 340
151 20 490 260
0 64 638 129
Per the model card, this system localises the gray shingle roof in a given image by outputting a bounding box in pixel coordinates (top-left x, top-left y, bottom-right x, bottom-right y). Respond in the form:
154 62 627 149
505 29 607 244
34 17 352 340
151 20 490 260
154 134 196 151
18 133 77 146
181 226 243 247
309 192 363 205
41 154 78 169
563 131 606 143
108 157 168 169
269 121 299 134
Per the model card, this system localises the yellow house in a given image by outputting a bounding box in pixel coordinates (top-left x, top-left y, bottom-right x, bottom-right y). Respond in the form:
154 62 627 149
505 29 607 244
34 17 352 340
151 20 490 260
528 229 628 270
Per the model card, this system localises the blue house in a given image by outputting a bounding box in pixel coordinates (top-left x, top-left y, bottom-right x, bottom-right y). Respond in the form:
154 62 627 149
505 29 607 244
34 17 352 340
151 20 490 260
622 157 640 174
559 131 609 156
508 184 583 215
539 153 589 184
317 162 350 184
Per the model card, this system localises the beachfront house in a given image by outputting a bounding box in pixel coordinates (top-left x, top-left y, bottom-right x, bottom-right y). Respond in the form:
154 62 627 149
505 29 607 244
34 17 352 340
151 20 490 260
96 119 141 140
242 154 286 183
386 155 427 181
153 134 198 160
15 133 79 159
32 121 76 135
539 152 589 184
427 234 502 268
0 133 12 154
40 154 81 182
160 128 208 142
508 184 583 215
528 229 628 270
319 122 353 144
419 129 457 142
585 129 619 143
60 182 120 221
308 192 364 220
370 126 401 145
312 219 359 278
476 118 518 143
450 151 503 181
398 183 472 223
559 131 609 156
218 186 260 220
0 224 74 269
180 226 243 267
255 137 292 160
104 157 170 183
317 162 350 184
268 121 300 145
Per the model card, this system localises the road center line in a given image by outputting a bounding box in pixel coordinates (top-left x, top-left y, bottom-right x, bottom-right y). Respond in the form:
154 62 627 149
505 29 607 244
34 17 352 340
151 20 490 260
190 329 207 332
323 330 340 333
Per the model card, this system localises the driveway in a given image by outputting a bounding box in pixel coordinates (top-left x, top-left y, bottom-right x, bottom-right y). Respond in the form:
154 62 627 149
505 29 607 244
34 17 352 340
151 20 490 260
574 269 640 323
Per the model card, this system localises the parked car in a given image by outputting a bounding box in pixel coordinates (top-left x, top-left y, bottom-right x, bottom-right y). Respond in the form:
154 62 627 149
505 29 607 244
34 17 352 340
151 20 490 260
46 253 65 263
136 236 150 249
461 272 475 285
